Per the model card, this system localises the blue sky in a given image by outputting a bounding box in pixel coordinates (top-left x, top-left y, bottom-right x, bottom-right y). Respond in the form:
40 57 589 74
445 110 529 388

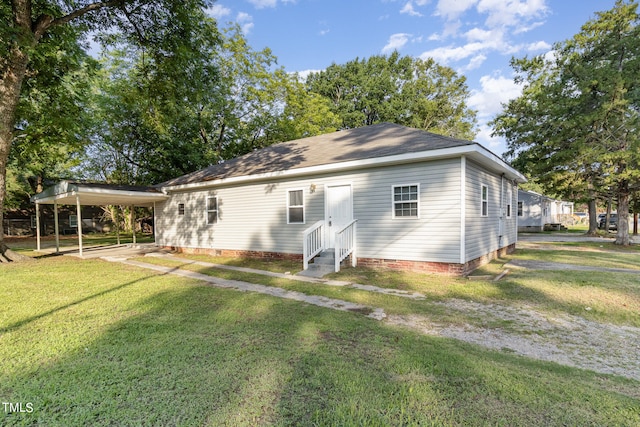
207 0 619 156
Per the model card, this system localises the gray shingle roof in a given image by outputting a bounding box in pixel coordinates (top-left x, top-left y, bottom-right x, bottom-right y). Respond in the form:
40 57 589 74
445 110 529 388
160 123 479 187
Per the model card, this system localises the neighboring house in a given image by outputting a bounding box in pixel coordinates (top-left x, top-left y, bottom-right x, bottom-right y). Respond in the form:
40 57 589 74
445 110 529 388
153 123 526 275
517 189 574 232
32 123 526 275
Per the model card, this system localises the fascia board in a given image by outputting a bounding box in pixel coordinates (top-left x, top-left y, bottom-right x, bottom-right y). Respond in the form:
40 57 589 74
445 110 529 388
77 186 168 200
162 144 525 193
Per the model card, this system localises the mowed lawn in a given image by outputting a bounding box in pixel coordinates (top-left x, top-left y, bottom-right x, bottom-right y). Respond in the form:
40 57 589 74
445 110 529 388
1 252 639 426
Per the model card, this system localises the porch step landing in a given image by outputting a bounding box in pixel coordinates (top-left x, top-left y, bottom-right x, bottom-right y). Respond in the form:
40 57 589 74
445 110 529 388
297 249 336 278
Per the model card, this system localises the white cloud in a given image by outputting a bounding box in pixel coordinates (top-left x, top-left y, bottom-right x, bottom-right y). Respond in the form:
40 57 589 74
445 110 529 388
468 74 522 119
467 74 521 154
400 2 422 16
527 40 551 52
247 0 296 8
237 12 254 34
420 42 485 64
430 20 463 41
435 0 478 20
474 123 506 152
463 54 487 71
206 4 232 19
477 0 548 28
464 27 502 43
247 0 277 8
382 33 411 54
514 20 545 34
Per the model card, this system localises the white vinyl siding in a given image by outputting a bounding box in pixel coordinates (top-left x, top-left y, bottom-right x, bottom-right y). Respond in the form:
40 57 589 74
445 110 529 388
287 189 305 224
465 160 518 262
155 159 462 263
392 184 420 219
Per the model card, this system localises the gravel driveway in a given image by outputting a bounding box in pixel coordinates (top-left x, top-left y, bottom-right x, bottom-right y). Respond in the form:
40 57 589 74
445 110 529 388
390 232 640 382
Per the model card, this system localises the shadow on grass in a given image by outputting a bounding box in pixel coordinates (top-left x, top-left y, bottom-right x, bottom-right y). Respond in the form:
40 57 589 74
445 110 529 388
0 275 156 334
2 277 639 426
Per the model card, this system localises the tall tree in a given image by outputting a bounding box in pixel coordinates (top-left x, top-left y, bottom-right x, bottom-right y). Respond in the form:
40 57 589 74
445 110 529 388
492 0 640 243
306 52 477 140
0 0 213 261
10 21 97 202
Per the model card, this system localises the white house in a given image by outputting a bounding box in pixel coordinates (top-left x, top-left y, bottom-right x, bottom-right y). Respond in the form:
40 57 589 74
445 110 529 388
517 189 574 232
32 123 526 275
153 123 526 275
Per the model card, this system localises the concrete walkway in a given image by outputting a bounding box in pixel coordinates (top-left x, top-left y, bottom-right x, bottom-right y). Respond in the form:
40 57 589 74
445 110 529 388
103 256 387 320
142 252 426 300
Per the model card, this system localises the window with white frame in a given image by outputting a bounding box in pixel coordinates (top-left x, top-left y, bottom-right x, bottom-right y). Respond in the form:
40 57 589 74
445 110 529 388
287 189 304 224
481 184 488 217
69 214 78 228
178 203 185 216
517 201 523 217
207 197 218 225
506 188 512 218
392 184 419 218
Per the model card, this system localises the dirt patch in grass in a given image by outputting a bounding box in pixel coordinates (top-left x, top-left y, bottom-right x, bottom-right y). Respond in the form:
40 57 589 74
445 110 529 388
387 298 640 383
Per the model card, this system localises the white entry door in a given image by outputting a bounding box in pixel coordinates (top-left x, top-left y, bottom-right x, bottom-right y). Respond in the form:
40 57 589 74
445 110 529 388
326 184 353 248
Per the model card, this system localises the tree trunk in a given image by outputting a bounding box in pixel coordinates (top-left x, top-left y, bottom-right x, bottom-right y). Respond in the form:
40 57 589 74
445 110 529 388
0 42 31 262
587 199 598 235
615 181 631 245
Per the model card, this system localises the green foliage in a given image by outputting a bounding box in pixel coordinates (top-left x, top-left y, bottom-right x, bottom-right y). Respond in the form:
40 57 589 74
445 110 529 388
492 0 640 240
306 52 477 140
6 12 98 208
85 25 341 185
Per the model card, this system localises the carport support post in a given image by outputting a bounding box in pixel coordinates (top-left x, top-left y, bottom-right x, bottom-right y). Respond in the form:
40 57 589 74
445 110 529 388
35 202 41 251
54 202 60 253
130 206 136 245
114 207 120 245
76 195 83 257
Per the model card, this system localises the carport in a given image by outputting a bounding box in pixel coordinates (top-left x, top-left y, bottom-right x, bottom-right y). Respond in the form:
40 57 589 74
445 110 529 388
31 181 169 256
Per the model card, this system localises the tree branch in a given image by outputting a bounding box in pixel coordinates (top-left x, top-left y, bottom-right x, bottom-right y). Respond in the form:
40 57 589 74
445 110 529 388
50 1 125 27
32 0 125 39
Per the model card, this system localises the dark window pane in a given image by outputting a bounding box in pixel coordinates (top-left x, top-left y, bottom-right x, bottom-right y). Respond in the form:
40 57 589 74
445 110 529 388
289 207 304 223
208 211 217 224
208 197 217 211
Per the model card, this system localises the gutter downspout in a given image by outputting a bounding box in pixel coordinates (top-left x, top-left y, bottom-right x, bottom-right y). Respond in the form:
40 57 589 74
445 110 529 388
460 156 466 265
499 174 505 245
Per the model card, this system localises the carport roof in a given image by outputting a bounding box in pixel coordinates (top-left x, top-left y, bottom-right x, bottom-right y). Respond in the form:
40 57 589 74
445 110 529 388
31 180 168 207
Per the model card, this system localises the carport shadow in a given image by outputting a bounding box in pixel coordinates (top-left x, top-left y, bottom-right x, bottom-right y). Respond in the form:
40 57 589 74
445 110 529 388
0 274 157 334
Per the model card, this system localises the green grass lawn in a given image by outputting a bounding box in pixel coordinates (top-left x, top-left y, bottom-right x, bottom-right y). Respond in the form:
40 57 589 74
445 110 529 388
2 254 639 426
141 247 640 328
6 233 155 253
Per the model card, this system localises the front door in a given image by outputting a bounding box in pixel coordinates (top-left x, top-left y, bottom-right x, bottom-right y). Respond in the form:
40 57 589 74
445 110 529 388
326 184 353 248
